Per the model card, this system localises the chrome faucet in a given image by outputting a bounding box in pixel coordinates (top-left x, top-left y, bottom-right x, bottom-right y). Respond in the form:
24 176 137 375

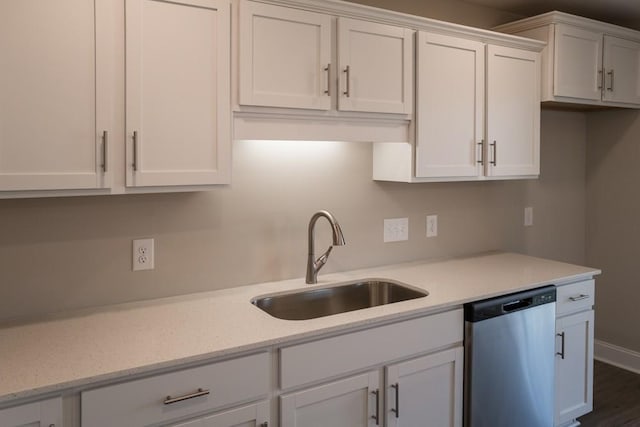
306 210 346 284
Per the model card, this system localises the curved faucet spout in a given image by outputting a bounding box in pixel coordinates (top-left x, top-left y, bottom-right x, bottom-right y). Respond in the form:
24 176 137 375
306 210 346 284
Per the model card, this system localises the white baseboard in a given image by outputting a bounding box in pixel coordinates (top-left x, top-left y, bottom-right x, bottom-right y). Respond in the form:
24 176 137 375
594 339 640 374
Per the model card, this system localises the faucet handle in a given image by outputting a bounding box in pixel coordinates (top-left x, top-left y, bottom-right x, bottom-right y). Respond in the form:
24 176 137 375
315 246 334 269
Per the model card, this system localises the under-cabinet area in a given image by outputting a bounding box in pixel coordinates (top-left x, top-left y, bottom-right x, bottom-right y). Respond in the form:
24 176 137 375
0 253 599 427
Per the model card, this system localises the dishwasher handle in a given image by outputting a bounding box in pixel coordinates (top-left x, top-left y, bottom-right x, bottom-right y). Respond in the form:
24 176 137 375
502 298 533 312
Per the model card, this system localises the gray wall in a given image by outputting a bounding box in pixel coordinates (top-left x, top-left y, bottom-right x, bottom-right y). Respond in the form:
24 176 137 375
587 110 640 352
0 0 589 323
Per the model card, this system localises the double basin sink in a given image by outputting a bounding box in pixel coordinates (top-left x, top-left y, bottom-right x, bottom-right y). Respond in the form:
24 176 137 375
252 279 428 320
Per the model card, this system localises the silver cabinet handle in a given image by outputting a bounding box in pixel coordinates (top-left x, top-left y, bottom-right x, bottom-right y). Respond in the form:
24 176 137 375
371 389 379 425
101 130 108 172
343 65 350 98
569 294 590 302
164 387 210 405
556 332 566 359
391 383 400 418
477 140 484 165
607 69 615 91
598 69 603 90
132 131 139 172
324 64 331 95
490 141 497 166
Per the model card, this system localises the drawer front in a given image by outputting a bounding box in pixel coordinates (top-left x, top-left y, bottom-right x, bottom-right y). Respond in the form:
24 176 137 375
280 309 463 390
556 279 595 316
82 352 269 427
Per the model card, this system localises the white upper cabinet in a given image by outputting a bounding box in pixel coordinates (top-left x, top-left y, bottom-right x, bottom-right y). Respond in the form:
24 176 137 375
495 11 640 108
415 32 485 179
126 0 231 187
237 0 413 115
603 35 640 105
238 1 332 110
553 24 603 101
0 0 111 191
486 45 540 178
337 18 413 114
374 30 542 182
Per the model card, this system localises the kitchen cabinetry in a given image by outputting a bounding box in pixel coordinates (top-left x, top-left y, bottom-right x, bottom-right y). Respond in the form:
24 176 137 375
554 279 595 427
0 0 110 192
0 396 62 427
238 0 412 115
374 31 541 182
81 352 270 427
0 0 231 198
125 0 231 187
279 309 464 427
494 11 640 108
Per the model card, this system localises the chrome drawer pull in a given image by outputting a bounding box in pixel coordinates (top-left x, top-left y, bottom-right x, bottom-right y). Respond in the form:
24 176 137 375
164 388 210 405
391 383 400 418
569 294 589 302
371 389 379 425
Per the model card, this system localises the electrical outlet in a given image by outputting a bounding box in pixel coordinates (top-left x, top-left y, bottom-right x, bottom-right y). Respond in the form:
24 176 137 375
524 207 533 227
426 215 438 237
384 218 409 242
133 238 154 271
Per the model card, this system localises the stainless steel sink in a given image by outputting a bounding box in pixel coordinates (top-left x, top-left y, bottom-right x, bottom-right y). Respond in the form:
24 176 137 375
251 279 428 320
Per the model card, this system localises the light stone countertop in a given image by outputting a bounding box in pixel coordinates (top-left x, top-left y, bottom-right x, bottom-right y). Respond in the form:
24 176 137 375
0 252 600 405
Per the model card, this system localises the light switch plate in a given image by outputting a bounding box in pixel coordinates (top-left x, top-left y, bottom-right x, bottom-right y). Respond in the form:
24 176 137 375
384 218 409 242
524 207 533 227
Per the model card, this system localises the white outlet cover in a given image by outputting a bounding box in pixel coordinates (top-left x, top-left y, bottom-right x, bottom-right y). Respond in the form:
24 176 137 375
426 215 438 237
524 207 533 227
133 238 155 271
384 218 409 242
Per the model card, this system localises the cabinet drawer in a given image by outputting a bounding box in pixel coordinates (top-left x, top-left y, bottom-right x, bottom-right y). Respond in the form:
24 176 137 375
556 279 595 316
82 352 269 427
280 309 463 389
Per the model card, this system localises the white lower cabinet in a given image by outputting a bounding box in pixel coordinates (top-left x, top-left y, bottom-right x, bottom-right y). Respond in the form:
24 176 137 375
386 347 464 427
279 310 464 427
171 400 269 427
0 397 62 427
81 352 270 427
554 280 595 427
281 371 380 427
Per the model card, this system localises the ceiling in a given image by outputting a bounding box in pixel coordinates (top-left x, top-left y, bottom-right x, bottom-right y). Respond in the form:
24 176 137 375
461 0 640 29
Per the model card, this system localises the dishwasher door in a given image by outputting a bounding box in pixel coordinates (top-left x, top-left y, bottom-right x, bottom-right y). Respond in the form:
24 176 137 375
464 286 556 427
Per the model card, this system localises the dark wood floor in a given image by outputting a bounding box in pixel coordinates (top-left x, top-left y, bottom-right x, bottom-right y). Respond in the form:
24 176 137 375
578 360 640 426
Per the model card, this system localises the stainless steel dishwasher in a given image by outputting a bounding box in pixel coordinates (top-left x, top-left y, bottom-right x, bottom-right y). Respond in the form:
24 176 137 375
464 285 556 427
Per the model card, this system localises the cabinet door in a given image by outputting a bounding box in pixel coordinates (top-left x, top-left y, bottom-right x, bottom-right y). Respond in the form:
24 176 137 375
0 0 110 191
486 45 540 178
238 0 332 110
126 0 231 187
415 32 484 178
385 347 463 427
337 18 413 114
0 397 62 427
603 35 640 105
280 371 380 427
171 400 269 427
555 310 594 426
553 24 603 101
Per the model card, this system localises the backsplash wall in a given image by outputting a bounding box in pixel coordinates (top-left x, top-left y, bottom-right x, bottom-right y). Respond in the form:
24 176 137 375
0 110 586 321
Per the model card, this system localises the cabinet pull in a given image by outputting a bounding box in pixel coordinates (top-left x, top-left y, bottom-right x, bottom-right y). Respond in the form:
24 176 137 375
391 382 400 418
132 131 139 172
607 69 615 91
569 294 590 302
164 387 210 405
371 389 379 425
556 332 566 360
477 140 484 165
597 69 603 90
490 141 497 166
343 65 351 98
324 64 331 95
101 130 108 172
260 423 268 427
